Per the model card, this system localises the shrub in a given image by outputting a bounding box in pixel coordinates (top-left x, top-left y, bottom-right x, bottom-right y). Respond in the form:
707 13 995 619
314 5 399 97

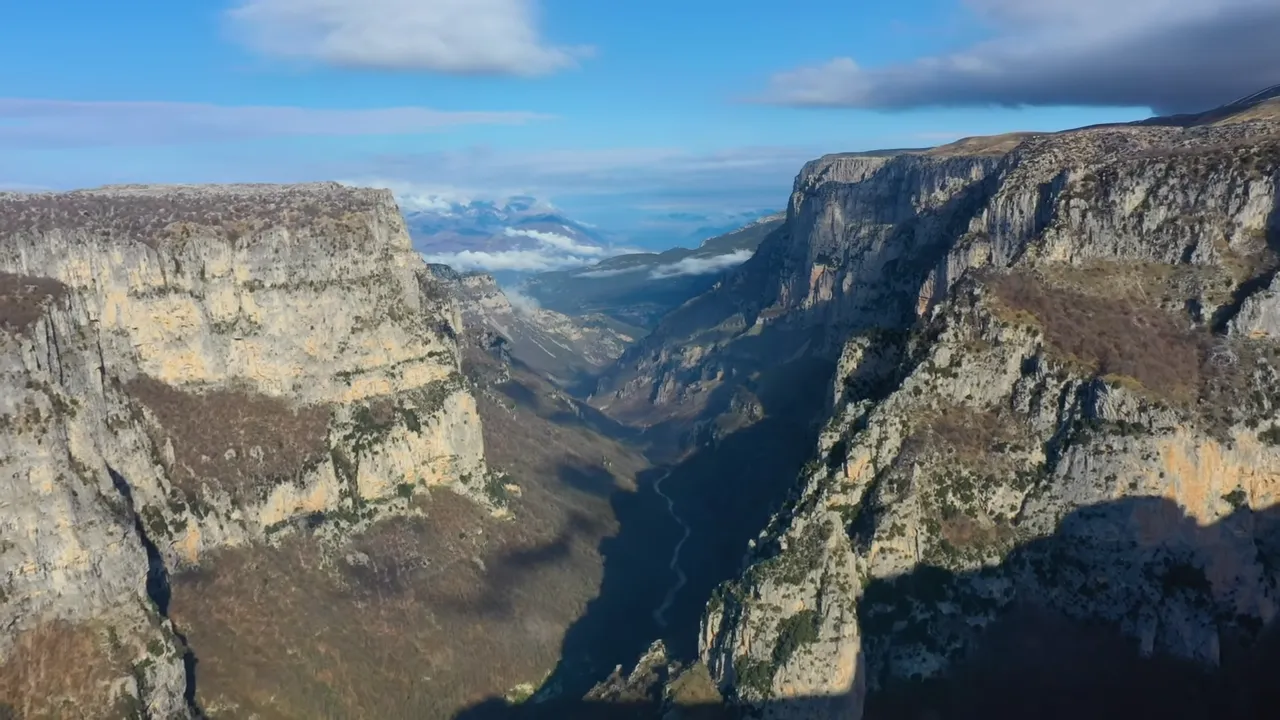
987 270 1202 403
0 272 68 335
772 609 820 668
126 375 331 503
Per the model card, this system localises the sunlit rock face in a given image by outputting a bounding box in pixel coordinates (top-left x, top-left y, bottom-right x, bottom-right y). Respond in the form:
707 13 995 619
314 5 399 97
0 182 492 715
693 110 1280 718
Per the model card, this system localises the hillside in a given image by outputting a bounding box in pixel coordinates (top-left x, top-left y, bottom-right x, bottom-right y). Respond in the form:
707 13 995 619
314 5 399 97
425 265 638 387
521 214 785 330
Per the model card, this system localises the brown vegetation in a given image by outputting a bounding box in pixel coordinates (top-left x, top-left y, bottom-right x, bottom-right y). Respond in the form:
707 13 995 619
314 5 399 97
0 183 384 249
169 361 648 718
986 269 1202 403
125 376 331 502
171 488 612 719
926 132 1045 157
0 621 138 720
0 272 68 335
899 406 1027 479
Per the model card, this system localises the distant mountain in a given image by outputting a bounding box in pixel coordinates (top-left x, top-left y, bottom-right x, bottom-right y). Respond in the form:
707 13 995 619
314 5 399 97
520 212 786 330
404 196 622 281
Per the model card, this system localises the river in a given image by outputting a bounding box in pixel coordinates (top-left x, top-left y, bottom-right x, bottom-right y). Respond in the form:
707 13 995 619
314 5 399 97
651 470 691 629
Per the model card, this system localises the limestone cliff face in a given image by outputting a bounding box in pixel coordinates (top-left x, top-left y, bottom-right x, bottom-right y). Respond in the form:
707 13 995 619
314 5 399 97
591 148 1004 425
426 264 633 384
0 183 490 716
698 111 1280 717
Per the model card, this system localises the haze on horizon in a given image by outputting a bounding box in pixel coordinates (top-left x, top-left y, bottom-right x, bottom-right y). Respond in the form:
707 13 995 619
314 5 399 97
2 0 1277 249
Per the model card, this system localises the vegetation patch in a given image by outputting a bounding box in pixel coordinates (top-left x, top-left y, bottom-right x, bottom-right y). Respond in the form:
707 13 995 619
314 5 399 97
987 265 1280 441
0 620 143 719
772 609 821 668
0 272 69 335
987 269 1202 403
902 406 1026 473
169 489 615 719
735 655 775 698
125 375 331 504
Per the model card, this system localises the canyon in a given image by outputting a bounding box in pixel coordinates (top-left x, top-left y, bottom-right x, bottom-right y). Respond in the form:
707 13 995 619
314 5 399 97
3 85 1280 720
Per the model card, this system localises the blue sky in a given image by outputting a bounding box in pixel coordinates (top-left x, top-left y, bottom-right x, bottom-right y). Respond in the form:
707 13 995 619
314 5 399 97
1 0 1276 247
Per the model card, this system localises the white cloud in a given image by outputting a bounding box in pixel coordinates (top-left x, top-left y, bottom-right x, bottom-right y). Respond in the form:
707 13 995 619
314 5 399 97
575 266 646 279
649 250 755 279
420 224 619 273
503 227 607 256
503 287 542 315
756 0 1280 114
0 99 547 148
420 249 600 273
227 0 590 75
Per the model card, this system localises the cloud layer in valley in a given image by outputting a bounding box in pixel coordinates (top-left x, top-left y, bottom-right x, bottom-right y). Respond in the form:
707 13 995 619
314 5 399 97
649 250 755 278
0 99 546 148
574 249 756 280
227 0 589 75
419 227 615 273
759 0 1280 114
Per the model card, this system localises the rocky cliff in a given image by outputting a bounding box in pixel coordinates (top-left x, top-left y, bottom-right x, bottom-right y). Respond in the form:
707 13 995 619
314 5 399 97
590 143 1012 430
650 104 1280 717
0 183 493 717
426 265 634 385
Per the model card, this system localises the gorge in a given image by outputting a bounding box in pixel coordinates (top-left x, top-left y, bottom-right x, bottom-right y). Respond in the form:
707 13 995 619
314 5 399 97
3 84 1280 720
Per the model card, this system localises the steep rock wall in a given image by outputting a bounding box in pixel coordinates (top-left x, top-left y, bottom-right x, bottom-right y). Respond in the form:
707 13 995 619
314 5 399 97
700 117 1280 718
0 183 490 715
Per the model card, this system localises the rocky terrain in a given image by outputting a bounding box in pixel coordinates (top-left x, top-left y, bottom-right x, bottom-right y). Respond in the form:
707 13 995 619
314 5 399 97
8 87 1280 720
545 94 1280 719
0 182 650 719
426 265 635 386
697 103 1280 717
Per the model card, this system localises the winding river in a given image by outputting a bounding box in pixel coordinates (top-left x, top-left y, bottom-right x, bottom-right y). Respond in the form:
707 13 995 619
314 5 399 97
651 470 692 629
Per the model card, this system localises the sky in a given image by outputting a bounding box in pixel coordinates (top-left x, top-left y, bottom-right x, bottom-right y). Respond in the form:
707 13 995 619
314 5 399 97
2 0 1278 250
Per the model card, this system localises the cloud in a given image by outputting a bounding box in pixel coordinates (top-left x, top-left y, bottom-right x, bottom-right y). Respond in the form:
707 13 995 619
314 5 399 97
419 249 600 273
502 287 542 315
227 0 590 75
575 266 646 279
649 250 755 279
757 0 1280 114
420 226 618 273
503 227 608 256
0 99 546 148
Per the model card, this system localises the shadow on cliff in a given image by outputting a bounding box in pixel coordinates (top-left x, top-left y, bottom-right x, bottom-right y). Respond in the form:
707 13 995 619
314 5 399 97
453 350 839 707
453 497 1280 720
856 497 1280 720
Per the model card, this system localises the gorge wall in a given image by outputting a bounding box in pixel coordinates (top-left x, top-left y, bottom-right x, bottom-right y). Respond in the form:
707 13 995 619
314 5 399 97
697 105 1280 719
580 99 1280 719
0 183 496 717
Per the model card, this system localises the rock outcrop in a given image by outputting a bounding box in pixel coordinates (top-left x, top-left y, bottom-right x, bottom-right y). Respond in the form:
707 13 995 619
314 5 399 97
0 183 491 715
681 104 1280 717
427 264 634 384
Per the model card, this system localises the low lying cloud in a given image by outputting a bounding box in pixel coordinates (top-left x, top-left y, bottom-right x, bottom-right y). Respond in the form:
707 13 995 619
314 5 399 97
576 266 646 279
419 249 598 273
649 250 755 279
503 287 542 315
757 0 1280 114
502 227 608 256
228 0 590 76
0 99 547 148
421 226 615 273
